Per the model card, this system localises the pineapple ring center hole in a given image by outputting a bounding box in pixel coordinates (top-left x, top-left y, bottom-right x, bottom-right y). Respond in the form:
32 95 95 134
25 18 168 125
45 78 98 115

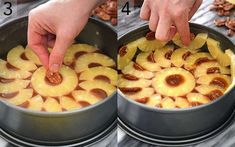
165 74 185 87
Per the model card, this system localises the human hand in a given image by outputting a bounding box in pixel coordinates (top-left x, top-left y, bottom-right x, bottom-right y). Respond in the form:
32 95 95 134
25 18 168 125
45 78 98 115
28 0 101 72
140 0 202 45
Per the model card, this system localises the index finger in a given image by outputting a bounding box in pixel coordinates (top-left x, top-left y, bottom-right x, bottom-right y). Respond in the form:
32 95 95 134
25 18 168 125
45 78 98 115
174 13 190 46
27 19 50 68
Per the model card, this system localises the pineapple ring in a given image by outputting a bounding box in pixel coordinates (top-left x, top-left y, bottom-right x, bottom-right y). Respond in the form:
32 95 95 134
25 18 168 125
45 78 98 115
63 44 97 65
31 66 78 97
79 80 116 98
3 89 33 106
175 97 190 108
72 90 102 105
184 52 213 70
194 61 230 78
161 97 176 109
136 52 161 72
197 74 231 89
173 33 208 50
207 38 230 66
121 61 155 79
7 45 37 71
118 74 152 88
146 94 162 108
0 59 31 79
25 46 42 65
187 93 211 105
225 49 235 93
195 85 225 95
152 67 195 97
28 95 44 111
75 53 115 73
124 87 154 100
171 48 193 67
136 37 167 52
118 41 138 70
43 97 62 112
154 45 173 68
0 80 30 93
79 66 118 85
59 96 81 111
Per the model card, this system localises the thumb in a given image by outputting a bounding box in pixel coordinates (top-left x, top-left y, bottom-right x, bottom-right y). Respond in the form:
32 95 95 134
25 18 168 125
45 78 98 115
49 34 73 72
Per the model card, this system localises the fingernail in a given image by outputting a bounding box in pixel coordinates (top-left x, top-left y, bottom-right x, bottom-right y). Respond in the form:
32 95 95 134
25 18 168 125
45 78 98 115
50 64 60 72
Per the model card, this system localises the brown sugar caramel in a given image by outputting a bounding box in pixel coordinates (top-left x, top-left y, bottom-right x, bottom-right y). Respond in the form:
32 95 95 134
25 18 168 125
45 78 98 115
207 67 220 74
6 63 19 71
166 74 185 87
182 51 191 60
75 51 87 59
17 101 29 108
123 74 139 81
146 32 155 40
88 63 102 68
20 53 28 60
133 63 145 71
136 97 149 104
119 46 127 57
90 88 107 99
206 90 223 100
0 77 14 83
94 75 111 83
165 51 173 60
195 57 210 65
0 91 19 98
210 77 228 89
147 53 156 63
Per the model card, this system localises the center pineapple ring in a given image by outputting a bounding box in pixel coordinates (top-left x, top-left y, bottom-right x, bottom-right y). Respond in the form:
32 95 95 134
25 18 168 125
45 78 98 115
31 66 78 97
152 67 195 97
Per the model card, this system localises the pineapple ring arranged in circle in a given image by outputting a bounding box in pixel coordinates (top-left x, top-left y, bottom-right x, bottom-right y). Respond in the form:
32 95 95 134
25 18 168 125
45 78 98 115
118 31 234 109
7 45 37 71
152 67 195 97
0 59 31 79
79 66 118 85
0 44 116 112
75 53 115 73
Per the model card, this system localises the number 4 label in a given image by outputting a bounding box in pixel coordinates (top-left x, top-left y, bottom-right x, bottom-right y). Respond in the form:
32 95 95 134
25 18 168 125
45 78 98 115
121 2 131 15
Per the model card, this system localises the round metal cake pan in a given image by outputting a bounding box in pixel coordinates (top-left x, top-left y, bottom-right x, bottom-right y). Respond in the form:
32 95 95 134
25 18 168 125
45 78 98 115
118 23 235 140
0 16 117 144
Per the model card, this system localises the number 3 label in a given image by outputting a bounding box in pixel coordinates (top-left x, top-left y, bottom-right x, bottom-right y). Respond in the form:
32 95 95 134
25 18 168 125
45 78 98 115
4 2 12 16
0 0 16 18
